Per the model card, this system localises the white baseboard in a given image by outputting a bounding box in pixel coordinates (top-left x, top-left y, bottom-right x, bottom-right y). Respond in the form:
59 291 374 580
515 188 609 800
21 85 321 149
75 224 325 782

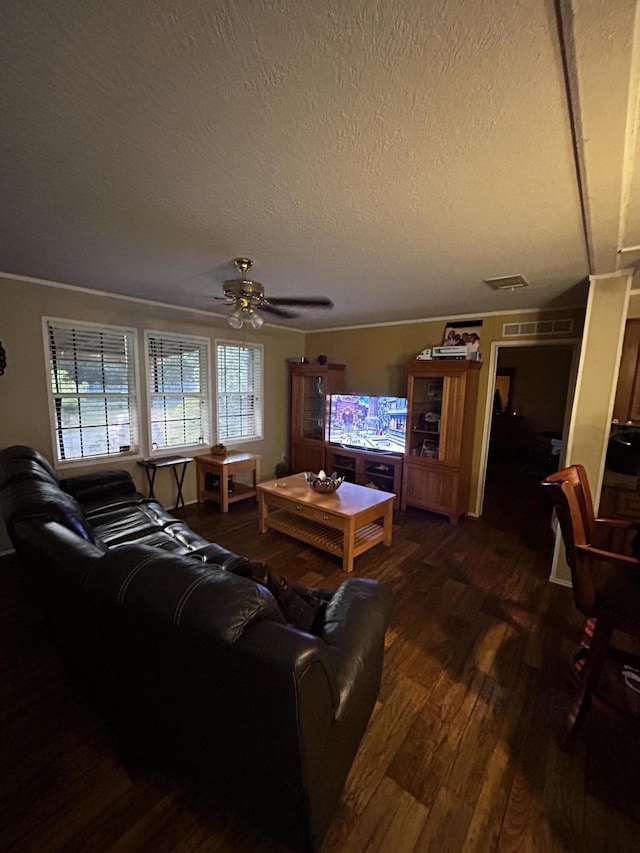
549 574 572 588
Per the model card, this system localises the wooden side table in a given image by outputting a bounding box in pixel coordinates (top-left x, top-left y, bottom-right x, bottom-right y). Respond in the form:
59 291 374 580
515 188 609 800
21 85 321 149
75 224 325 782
137 456 193 511
196 452 261 512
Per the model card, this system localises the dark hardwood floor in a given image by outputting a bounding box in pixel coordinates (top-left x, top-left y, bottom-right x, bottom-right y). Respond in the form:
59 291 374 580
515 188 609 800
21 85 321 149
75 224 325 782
2 468 640 852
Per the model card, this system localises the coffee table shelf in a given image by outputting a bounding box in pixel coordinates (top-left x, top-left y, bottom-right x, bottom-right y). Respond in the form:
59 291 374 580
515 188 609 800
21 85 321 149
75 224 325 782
265 511 386 563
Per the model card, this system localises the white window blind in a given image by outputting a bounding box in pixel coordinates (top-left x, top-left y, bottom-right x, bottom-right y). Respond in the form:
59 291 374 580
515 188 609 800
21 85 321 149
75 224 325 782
146 331 211 451
46 319 138 462
215 341 263 443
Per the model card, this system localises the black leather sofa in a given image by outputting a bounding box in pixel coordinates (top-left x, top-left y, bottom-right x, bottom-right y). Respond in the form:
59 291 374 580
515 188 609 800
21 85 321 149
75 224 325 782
0 445 393 851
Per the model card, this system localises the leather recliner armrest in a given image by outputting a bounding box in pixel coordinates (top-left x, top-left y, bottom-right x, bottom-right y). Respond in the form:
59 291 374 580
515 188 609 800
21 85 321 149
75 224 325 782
233 618 341 710
231 620 342 768
11 518 109 572
317 578 394 721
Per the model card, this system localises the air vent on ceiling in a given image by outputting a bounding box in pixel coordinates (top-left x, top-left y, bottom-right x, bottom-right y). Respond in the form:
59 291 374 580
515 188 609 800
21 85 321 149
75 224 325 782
502 318 574 337
484 274 529 290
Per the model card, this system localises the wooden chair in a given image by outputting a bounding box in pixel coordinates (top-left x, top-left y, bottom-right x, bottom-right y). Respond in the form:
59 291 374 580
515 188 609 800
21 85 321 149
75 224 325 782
542 464 640 749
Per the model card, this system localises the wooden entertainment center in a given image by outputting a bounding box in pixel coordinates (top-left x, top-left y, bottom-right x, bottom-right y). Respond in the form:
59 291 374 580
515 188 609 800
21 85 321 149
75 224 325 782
289 358 481 523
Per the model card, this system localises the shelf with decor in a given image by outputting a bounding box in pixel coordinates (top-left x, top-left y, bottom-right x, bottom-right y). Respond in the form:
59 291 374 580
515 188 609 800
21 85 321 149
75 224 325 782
329 453 357 482
326 445 403 509
402 359 481 524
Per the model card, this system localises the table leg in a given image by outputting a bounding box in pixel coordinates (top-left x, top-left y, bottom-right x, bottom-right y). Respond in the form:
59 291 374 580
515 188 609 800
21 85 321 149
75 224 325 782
258 491 268 533
172 462 189 511
382 501 393 546
146 467 157 499
197 464 206 503
254 458 260 501
221 471 230 513
343 517 355 572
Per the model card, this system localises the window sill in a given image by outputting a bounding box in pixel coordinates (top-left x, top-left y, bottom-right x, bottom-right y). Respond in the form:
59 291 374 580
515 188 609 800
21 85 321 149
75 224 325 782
54 451 143 472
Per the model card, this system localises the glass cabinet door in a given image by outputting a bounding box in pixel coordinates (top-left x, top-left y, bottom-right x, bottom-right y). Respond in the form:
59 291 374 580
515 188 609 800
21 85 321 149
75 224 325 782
301 374 325 441
407 375 444 460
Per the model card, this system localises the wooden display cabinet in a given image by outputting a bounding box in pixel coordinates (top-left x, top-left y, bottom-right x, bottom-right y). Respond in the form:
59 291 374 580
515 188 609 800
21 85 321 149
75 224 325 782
326 445 403 509
289 362 345 473
613 319 640 424
402 359 482 524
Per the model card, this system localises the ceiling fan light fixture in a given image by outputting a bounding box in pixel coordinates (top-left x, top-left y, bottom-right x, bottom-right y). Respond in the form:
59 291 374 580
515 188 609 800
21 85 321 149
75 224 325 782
227 309 244 329
219 257 333 327
250 310 264 329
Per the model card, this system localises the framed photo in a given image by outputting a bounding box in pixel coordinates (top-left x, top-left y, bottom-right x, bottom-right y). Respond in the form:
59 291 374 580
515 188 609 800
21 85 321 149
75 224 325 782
442 319 483 352
420 439 438 458
426 382 442 401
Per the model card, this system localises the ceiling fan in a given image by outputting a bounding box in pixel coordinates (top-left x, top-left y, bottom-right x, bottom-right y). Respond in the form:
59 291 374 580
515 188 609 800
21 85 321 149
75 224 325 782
218 258 333 329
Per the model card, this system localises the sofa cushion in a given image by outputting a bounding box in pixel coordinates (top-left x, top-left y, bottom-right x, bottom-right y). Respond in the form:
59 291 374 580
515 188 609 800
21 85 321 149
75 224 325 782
62 470 137 505
84 545 285 643
82 496 244 569
83 501 172 546
228 559 323 631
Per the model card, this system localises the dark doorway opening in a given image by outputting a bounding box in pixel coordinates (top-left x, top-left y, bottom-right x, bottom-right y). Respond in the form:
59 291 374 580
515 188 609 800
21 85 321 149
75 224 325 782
482 343 576 538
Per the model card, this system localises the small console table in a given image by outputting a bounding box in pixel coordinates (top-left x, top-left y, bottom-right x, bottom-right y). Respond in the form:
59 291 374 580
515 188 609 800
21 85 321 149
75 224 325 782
137 456 193 511
196 452 261 512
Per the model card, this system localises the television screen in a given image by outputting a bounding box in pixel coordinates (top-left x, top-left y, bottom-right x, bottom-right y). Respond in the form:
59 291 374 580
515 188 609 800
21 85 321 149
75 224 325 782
607 428 640 476
328 394 407 454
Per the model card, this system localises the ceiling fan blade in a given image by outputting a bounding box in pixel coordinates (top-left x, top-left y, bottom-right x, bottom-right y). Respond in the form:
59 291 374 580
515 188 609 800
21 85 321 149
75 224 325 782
267 296 333 308
259 304 300 319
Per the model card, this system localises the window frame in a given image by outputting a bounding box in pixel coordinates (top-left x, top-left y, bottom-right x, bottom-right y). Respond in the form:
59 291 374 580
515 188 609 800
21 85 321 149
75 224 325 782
43 316 142 468
214 339 264 445
144 329 212 457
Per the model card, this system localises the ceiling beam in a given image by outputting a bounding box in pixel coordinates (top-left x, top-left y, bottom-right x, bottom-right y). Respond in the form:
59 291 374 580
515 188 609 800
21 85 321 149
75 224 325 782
558 0 640 274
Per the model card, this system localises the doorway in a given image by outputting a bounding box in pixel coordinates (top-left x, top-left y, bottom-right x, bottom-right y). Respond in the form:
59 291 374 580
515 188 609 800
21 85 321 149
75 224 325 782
475 340 580 521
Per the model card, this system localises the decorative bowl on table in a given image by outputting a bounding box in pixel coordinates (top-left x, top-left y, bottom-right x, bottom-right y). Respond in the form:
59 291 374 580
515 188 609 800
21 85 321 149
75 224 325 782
304 470 345 493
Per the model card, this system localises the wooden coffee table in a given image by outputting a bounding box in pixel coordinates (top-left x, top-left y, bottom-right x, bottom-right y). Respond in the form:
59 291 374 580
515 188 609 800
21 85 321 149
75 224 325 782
257 474 394 572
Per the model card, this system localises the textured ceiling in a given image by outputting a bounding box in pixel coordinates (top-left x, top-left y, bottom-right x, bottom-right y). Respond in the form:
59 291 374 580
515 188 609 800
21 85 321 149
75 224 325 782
1 0 639 329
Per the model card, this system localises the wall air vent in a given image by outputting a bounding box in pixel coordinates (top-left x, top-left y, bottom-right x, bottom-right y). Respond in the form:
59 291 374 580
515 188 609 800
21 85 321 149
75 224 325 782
502 318 574 337
484 274 529 290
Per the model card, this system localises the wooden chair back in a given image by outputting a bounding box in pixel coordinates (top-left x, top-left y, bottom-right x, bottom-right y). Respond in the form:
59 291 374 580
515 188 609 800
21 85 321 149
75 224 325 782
543 464 640 748
542 465 597 616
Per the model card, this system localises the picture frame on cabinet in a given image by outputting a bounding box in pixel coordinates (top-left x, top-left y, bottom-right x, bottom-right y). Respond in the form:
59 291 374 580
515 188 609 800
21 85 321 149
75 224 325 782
442 319 482 350
420 440 438 458
426 382 442 401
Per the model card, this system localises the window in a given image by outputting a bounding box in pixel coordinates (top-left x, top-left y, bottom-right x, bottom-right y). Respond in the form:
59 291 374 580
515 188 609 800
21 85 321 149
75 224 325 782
45 318 139 463
215 340 263 443
145 331 211 452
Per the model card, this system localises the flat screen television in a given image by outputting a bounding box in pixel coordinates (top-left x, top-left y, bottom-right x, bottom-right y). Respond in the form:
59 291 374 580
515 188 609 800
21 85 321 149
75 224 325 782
327 394 408 454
